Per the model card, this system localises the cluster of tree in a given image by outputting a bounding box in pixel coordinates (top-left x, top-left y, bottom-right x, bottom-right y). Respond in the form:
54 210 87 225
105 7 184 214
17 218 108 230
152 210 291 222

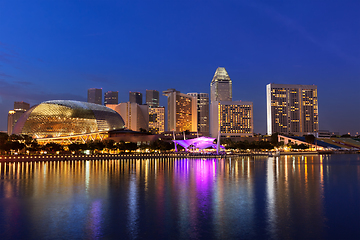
0 132 175 155
219 133 313 151
1 131 321 155
286 143 309 150
304 134 316 144
221 139 274 150
0 133 39 154
65 139 173 153
139 140 173 151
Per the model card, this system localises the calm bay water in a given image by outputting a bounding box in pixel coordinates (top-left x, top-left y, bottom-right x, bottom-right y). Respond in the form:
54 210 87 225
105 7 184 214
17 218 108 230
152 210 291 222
1 154 360 239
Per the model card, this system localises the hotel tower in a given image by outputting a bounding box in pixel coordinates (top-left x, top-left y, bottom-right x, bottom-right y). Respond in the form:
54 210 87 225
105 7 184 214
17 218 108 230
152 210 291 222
266 83 318 136
163 89 197 132
210 67 253 139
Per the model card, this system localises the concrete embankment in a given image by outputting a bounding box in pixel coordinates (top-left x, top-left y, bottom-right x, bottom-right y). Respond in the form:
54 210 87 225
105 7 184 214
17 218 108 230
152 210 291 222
0 152 272 162
0 153 223 162
2 151 348 162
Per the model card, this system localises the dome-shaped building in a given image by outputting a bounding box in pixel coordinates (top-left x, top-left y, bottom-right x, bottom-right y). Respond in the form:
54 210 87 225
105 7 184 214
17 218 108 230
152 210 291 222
13 100 125 139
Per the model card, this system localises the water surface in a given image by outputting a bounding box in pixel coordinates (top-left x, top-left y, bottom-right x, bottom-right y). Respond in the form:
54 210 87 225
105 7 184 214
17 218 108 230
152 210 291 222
1 154 360 239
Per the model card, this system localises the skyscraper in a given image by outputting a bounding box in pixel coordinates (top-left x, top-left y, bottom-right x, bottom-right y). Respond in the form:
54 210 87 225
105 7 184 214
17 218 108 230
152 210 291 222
104 91 118 105
112 102 149 131
163 89 197 132
266 83 319 136
187 92 209 136
210 67 232 103
210 101 253 138
148 106 165 134
7 101 30 135
146 90 159 107
88 88 102 105
129 92 143 105
14 102 30 111
145 90 163 133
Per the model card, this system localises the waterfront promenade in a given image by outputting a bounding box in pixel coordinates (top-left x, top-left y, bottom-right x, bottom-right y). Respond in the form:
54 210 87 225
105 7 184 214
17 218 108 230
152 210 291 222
0 151 326 162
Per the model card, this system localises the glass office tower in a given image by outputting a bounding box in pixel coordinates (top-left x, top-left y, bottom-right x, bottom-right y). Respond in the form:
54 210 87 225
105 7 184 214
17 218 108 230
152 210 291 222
210 67 232 103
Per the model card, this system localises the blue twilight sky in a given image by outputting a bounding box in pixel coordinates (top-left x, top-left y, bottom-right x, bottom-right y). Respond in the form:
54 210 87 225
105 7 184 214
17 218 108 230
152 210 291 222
0 0 359 134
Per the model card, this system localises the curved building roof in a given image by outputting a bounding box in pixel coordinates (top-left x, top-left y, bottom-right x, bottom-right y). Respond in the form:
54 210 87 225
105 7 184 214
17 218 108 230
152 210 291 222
13 100 125 138
173 136 225 151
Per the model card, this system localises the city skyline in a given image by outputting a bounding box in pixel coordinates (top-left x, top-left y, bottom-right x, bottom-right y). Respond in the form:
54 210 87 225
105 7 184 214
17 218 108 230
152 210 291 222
0 1 359 134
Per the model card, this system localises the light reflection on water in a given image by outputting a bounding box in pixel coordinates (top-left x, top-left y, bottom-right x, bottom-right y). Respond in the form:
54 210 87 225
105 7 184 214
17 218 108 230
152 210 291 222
0 155 360 239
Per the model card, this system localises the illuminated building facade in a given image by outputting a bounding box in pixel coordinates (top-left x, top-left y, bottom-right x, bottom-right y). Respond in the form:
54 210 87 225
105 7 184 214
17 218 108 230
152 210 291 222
88 88 102 105
210 67 232 103
163 89 197 132
7 101 30 135
148 106 165 134
12 100 124 140
146 90 163 134
187 92 209 136
146 90 159 107
104 91 118 105
112 102 149 131
210 101 253 138
266 83 318 136
129 91 143 105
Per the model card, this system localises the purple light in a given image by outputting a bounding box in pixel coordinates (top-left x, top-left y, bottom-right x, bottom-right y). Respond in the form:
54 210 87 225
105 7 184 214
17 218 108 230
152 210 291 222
173 136 225 152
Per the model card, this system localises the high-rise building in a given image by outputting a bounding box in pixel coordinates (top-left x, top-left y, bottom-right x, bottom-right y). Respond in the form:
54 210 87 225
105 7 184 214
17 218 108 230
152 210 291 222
129 92 143 105
210 67 232 103
210 101 253 138
112 102 149 131
163 89 197 132
266 83 318 136
148 107 165 134
104 91 118 105
146 90 159 107
88 88 102 105
14 102 30 111
7 101 30 135
187 93 209 136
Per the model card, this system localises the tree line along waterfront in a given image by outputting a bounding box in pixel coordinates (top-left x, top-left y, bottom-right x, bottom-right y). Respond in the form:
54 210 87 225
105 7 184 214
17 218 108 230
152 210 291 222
0 132 335 156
